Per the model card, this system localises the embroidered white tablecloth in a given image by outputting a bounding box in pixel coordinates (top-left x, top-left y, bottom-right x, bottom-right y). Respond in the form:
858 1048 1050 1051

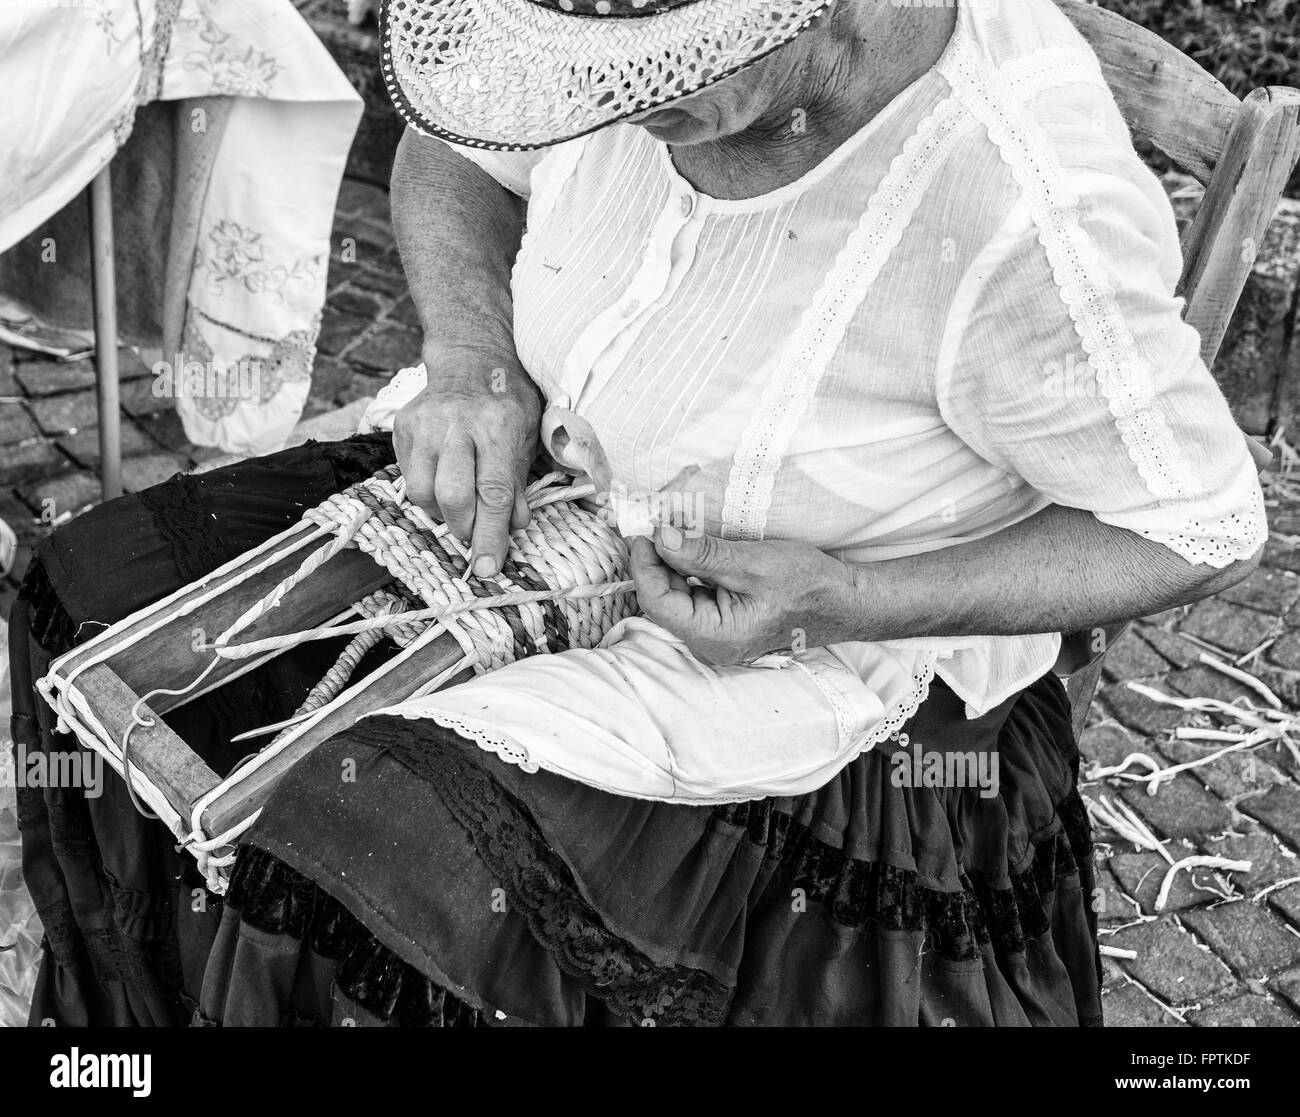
0 0 362 454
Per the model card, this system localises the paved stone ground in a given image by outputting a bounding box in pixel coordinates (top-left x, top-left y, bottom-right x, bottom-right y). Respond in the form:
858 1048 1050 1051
1086 554 1300 1026
2 176 1300 1025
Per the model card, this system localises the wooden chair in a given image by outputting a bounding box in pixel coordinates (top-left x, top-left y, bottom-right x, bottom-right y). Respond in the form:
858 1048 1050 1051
1053 0 1300 738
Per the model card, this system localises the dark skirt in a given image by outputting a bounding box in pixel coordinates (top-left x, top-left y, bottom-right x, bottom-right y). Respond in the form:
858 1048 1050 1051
11 433 1102 1027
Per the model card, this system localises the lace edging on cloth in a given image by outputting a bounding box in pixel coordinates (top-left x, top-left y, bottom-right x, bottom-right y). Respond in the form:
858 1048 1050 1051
139 473 229 584
1000 47 1107 100
855 652 938 755
375 708 541 774
1133 488 1269 570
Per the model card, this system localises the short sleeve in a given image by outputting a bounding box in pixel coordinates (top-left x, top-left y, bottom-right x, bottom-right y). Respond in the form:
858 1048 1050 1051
937 172 1267 568
443 142 547 199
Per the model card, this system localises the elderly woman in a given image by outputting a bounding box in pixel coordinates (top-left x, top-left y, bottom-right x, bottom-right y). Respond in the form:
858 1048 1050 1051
13 0 1265 1027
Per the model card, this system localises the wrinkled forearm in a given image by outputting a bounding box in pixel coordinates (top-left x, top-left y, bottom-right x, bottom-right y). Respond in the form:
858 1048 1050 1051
841 503 1260 643
390 128 528 370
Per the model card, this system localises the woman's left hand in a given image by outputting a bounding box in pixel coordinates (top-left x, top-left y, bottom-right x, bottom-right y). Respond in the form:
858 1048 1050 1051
626 526 860 665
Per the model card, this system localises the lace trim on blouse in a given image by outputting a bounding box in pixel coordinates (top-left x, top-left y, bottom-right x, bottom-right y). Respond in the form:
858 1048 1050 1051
1001 47 1108 98
377 708 542 773
789 659 856 748
719 98 980 542
939 38 1267 567
857 653 938 755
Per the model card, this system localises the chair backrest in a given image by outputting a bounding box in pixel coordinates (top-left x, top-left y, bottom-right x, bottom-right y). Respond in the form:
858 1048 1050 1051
1049 1 1300 738
1058 0 1300 367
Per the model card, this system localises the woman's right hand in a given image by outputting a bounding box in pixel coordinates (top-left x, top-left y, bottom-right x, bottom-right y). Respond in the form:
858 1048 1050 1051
394 347 542 579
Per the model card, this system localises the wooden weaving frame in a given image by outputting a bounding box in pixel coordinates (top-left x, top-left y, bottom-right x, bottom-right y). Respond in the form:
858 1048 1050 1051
38 513 476 854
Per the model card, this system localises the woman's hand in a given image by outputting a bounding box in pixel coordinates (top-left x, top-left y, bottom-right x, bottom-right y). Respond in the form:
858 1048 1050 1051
627 526 859 665
394 347 542 579
390 125 534 579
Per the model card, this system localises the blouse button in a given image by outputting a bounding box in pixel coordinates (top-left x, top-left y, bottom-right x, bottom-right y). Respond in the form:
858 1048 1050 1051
620 298 641 318
679 193 695 218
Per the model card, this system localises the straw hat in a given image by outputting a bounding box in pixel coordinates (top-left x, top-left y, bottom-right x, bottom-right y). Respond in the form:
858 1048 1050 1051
380 0 835 150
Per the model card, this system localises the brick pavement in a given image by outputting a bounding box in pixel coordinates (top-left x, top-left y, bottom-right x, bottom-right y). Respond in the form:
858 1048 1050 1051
1087 557 1300 1026
2 176 1300 1025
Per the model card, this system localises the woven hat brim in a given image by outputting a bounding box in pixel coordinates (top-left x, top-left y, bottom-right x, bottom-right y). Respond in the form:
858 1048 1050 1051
381 0 834 151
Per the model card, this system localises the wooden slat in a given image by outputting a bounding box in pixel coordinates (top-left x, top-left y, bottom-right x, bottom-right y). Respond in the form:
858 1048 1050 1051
201 628 472 836
1180 87 1300 367
50 520 319 691
52 525 393 715
1057 0 1240 185
74 664 222 825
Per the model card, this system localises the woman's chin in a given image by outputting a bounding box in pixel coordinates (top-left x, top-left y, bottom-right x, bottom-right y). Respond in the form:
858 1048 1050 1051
630 112 715 145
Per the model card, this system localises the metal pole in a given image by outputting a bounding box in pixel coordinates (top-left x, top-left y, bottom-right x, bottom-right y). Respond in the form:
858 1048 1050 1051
88 165 123 500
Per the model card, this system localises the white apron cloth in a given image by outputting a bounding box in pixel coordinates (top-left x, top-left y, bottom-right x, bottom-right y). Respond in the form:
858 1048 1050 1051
378 617 928 804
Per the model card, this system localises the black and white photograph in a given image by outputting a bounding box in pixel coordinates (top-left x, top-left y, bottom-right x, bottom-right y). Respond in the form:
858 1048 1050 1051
1 0 1299 1076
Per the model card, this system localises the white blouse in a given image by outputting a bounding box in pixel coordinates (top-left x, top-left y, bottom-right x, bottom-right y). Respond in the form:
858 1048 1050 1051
365 0 1267 722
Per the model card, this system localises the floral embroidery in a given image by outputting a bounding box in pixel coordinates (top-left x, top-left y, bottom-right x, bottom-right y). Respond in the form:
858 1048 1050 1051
88 1 127 52
178 317 318 421
196 220 322 300
180 1 280 97
209 219 263 275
